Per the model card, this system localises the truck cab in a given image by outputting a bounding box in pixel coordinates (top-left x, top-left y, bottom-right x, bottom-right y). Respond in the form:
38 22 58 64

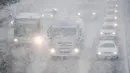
12 13 43 47
47 21 84 59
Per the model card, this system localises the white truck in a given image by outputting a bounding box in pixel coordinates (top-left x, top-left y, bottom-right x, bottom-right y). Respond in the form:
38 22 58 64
47 18 84 59
11 13 44 47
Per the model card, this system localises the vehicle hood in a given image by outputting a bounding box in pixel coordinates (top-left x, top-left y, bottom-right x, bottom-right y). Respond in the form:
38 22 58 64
100 29 116 33
97 47 118 53
51 36 77 48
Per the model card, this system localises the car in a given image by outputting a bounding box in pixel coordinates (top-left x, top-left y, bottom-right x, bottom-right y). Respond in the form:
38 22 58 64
100 25 116 38
42 8 58 18
104 15 117 21
107 4 118 9
76 10 99 21
97 40 119 60
106 8 118 15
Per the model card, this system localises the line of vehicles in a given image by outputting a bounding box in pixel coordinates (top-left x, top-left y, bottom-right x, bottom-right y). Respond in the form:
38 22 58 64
9 0 119 60
96 0 119 60
9 8 85 60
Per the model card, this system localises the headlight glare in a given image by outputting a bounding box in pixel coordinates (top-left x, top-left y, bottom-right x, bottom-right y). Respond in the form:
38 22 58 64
50 48 56 53
113 52 117 55
74 48 79 53
92 12 96 15
115 16 117 19
100 32 103 35
14 38 18 42
114 23 118 26
98 52 101 55
33 36 42 45
112 32 116 35
115 10 118 13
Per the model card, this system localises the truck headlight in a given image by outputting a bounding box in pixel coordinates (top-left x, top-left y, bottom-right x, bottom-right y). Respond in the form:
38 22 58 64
112 32 116 35
92 12 96 16
113 52 117 55
33 36 42 45
53 8 58 11
114 23 118 27
14 38 18 42
100 32 103 35
11 20 14 24
50 48 56 53
42 14 44 17
78 13 81 16
98 52 101 55
74 48 79 53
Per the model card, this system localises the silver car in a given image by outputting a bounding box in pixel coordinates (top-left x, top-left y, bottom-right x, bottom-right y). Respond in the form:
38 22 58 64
104 15 117 21
42 8 58 18
97 40 119 60
100 25 116 38
106 8 118 15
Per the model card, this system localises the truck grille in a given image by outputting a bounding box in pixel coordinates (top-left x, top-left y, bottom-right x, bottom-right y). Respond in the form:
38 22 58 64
60 51 71 54
104 33 111 35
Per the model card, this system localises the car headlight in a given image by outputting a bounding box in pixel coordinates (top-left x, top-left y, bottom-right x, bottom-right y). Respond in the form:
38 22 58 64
100 32 103 35
98 52 101 55
112 32 116 35
115 5 118 7
114 23 118 27
92 12 96 16
53 8 58 11
113 52 117 55
74 48 80 53
78 13 81 16
50 48 56 53
50 14 54 17
14 38 18 42
115 16 117 20
11 20 14 24
115 10 118 13
42 14 44 17
33 36 43 45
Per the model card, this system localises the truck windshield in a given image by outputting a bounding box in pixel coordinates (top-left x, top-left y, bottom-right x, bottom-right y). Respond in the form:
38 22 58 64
100 43 115 48
14 19 40 37
52 28 77 37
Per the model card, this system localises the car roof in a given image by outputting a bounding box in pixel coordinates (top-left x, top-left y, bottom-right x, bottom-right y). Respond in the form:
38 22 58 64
105 14 115 17
98 40 118 52
16 13 41 19
51 24 77 28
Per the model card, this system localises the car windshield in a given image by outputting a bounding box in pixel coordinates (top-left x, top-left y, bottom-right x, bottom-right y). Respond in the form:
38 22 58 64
52 28 77 37
107 11 115 15
105 17 115 22
14 19 40 37
100 43 115 47
103 26 114 29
